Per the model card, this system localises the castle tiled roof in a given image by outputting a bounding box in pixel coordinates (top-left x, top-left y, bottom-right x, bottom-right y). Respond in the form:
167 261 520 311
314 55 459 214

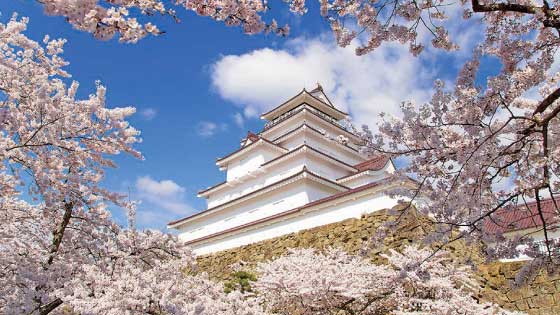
483 198 559 234
354 155 390 172
260 89 348 121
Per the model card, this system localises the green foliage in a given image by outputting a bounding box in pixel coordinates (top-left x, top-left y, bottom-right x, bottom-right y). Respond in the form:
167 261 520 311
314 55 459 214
224 271 257 294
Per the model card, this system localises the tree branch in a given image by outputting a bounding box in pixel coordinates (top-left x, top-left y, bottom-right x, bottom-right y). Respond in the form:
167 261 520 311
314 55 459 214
472 0 560 30
39 298 62 315
534 87 560 115
472 0 537 14
47 202 73 265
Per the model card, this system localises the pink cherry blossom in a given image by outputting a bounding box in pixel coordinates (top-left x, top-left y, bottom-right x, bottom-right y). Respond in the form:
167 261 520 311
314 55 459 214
355 0 560 279
0 15 265 315
256 246 520 315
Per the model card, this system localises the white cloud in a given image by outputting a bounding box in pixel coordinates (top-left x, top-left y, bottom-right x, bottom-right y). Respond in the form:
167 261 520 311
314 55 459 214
137 176 185 198
134 176 194 228
210 12 484 128
196 121 228 137
233 112 244 128
211 37 436 127
140 107 157 120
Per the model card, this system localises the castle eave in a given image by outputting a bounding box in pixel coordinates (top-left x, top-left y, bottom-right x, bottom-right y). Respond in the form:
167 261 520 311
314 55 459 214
271 123 363 157
168 168 349 229
184 179 413 246
261 107 361 144
260 91 347 121
216 138 288 167
199 144 356 198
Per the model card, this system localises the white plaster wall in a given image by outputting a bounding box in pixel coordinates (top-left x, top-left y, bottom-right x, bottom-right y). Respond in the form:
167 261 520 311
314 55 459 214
304 157 351 181
280 136 364 166
181 185 308 242
264 112 308 141
487 226 560 262
306 183 338 202
342 174 383 188
226 147 279 182
504 226 560 241
278 132 344 154
208 158 304 208
207 152 353 208
190 190 400 255
341 164 394 188
179 181 339 243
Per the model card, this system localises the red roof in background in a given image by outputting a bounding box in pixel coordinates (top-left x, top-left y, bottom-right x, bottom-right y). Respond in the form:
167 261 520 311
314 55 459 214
484 198 559 234
354 156 390 172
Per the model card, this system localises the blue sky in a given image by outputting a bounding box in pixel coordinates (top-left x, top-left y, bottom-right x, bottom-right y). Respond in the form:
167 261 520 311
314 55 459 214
2 1 499 230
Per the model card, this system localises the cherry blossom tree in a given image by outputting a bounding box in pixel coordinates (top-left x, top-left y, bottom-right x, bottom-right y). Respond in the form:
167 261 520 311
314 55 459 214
351 0 560 280
12 0 560 299
28 0 560 58
0 15 266 315
35 0 292 43
255 245 519 315
29 0 560 262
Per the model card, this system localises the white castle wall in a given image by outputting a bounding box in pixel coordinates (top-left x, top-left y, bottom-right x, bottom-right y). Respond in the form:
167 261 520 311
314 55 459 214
179 181 340 243
207 152 354 208
225 147 279 182
341 164 396 188
280 135 363 166
191 189 399 255
263 107 359 148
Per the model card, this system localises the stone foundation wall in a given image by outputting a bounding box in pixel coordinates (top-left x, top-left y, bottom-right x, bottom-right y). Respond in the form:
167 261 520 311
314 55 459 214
197 209 560 314
478 262 560 315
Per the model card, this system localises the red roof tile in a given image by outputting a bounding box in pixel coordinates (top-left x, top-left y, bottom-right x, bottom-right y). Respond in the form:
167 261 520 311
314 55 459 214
246 132 259 142
484 198 559 234
354 156 390 172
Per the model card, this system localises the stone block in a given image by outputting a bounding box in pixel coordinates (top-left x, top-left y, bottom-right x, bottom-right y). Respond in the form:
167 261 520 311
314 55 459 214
515 299 529 311
507 290 524 302
553 292 560 303
529 294 554 309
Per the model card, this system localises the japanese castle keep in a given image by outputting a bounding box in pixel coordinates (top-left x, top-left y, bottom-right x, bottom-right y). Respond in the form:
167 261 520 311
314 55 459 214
168 86 411 255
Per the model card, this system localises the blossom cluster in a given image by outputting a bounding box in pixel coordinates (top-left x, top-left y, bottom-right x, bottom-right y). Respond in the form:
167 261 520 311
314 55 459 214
0 15 265 315
39 0 291 42
33 0 461 51
255 246 520 315
356 0 560 280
